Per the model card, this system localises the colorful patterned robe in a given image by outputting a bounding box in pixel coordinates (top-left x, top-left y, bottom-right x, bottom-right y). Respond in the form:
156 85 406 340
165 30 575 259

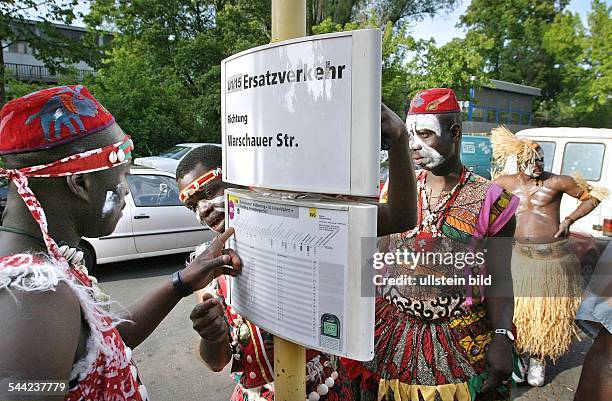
345 171 519 401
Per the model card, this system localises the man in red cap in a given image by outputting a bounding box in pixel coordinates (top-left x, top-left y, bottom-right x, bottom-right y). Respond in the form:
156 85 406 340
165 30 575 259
347 88 519 401
0 85 242 400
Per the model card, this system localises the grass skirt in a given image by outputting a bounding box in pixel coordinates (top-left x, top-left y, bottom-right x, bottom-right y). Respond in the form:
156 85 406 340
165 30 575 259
511 240 582 360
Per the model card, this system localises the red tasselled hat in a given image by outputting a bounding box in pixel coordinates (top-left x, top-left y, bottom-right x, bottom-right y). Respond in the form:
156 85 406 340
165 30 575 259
0 85 115 155
0 85 132 263
408 88 460 114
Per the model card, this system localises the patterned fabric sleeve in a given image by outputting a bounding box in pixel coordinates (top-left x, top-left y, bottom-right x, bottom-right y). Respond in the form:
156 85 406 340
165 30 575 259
474 182 519 239
379 179 389 203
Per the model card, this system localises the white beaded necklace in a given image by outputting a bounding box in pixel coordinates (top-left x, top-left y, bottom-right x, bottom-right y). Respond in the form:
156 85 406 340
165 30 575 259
406 168 470 238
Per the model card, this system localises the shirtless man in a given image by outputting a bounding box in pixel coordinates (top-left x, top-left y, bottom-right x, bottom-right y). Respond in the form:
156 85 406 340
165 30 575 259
492 126 607 387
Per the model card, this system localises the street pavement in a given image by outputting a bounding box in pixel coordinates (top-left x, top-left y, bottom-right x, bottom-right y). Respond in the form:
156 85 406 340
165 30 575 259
97 254 591 401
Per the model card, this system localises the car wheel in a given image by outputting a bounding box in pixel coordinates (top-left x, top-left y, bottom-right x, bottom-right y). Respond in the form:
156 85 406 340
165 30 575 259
581 251 598 286
79 240 97 276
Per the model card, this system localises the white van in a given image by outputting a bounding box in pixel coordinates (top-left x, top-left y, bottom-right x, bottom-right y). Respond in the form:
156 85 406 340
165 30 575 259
516 127 611 240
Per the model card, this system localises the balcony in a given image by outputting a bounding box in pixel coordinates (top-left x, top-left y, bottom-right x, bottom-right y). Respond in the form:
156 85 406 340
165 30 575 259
4 63 95 83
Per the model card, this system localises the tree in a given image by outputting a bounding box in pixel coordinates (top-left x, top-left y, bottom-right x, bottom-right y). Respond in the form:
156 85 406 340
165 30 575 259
86 0 271 154
0 0 102 105
460 0 569 103
307 0 459 33
459 0 611 127
364 0 458 26
86 0 472 152
571 0 611 127
312 12 488 118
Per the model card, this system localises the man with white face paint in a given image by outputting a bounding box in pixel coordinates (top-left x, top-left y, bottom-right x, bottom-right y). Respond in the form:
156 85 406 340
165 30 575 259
355 88 520 401
492 126 609 387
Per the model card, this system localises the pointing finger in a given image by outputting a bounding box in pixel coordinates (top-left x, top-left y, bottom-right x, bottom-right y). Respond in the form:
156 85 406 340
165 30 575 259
210 227 235 253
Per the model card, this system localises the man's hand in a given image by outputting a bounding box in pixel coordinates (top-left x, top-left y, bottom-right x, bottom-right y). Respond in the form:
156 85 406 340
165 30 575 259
482 336 513 393
554 220 571 238
190 293 229 343
182 227 242 291
381 103 407 146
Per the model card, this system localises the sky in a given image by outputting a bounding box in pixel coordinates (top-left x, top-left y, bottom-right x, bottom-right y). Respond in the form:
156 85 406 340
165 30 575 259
406 0 592 45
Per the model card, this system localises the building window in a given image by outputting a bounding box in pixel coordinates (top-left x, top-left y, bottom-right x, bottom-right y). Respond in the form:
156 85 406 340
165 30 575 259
6 41 19 53
6 41 33 55
561 142 605 181
520 113 530 125
472 107 484 122
509 112 520 124
62 29 84 42
498 111 509 124
486 109 497 123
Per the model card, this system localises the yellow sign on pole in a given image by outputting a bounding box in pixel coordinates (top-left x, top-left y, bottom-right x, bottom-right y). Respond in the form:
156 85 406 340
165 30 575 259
271 2 308 400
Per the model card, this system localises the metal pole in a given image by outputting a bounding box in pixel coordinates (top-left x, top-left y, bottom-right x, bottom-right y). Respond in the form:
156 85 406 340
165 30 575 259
271 2 307 400
272 0 306 42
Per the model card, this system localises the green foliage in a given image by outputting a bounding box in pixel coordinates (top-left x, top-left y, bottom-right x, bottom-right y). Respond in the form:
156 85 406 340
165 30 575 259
311 12 488 118
365 0 459 26
0 1 103 104
307 0 360 31
3 79 47 99
534 0 611 127
459 0 611 127
80 0 609 157
85 0 271 155
572 0 611 126
84 0 485 150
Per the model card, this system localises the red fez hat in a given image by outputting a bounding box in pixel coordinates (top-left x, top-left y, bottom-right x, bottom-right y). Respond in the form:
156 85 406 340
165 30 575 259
408 88 460 114
0 85 114 155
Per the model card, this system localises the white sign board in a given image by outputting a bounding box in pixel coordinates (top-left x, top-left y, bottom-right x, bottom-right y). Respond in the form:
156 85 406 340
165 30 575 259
221 30 381 196
225 189 376 360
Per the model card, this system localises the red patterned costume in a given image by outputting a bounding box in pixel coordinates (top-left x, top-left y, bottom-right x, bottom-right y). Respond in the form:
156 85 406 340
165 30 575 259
0 86 148 401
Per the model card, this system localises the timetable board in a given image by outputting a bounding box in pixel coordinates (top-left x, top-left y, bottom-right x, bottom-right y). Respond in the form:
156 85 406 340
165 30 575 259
225 189 376 360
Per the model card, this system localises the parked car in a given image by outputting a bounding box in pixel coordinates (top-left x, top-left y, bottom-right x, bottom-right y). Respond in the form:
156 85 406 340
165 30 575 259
80 166 214 273
133 143 220 173
517 127 612 240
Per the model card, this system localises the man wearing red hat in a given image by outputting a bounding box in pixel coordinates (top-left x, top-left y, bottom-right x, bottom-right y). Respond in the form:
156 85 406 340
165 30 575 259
0 86 242 400
346 88 519 401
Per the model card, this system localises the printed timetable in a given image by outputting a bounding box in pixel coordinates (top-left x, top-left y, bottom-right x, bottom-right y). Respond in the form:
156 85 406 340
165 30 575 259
225 189 376 360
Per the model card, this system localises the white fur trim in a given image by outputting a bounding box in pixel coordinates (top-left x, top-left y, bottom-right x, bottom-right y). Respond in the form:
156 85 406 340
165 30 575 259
0 254 130 381
188 241 212 265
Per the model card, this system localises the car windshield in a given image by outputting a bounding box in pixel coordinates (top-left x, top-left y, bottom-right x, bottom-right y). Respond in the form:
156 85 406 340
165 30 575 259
157 146 192 160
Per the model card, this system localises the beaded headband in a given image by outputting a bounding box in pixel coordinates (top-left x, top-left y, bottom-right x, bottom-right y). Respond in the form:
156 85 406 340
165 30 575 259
179 167 222 203
0 135 133 260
